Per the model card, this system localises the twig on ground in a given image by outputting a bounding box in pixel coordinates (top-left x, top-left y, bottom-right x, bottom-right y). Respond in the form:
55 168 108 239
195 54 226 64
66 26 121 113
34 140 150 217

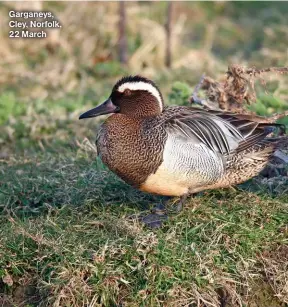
243 66 288 76
264 111 288 123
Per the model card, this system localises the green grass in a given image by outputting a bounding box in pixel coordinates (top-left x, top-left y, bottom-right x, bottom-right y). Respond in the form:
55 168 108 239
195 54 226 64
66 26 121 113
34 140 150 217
1 141 288 306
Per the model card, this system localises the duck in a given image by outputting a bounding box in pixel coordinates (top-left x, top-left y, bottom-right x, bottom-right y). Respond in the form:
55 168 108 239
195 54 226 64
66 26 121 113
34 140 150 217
79 75 287 228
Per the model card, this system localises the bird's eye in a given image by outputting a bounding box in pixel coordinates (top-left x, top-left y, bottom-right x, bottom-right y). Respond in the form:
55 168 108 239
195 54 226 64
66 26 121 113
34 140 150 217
124 89 131 95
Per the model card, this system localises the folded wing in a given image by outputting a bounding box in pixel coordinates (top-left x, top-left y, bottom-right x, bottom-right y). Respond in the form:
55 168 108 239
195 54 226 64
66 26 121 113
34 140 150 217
164 107 283 155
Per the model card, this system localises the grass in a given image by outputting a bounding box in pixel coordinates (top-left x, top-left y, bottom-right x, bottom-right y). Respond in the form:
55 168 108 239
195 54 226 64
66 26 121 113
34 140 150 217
1 125 288 306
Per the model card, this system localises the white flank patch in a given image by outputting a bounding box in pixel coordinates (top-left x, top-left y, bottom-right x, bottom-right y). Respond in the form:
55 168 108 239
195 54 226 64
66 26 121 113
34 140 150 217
118 81 163 110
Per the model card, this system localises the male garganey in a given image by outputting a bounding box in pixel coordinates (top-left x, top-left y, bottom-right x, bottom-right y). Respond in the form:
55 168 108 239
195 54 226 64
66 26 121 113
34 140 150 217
79 76 287 228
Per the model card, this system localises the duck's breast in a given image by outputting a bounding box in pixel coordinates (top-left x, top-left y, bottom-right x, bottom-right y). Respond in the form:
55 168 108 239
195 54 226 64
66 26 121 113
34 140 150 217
96 116 165 187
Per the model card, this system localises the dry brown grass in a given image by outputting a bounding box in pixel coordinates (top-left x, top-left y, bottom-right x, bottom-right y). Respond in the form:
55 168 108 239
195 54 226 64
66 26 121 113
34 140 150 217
2 2 287 101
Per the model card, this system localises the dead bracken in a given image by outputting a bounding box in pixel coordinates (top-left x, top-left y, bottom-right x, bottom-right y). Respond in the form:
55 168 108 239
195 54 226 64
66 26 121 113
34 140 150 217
191 64 288 115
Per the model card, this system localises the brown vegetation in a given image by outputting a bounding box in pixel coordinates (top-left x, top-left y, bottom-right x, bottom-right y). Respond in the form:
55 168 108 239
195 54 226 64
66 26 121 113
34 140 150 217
191 64 288 113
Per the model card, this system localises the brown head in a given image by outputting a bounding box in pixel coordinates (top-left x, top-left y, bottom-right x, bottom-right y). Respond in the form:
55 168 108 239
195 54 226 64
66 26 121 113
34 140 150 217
79 75 164 120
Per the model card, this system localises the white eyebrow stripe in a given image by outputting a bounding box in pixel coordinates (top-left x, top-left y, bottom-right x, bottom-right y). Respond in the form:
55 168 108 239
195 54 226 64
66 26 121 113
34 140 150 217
118 81 163 110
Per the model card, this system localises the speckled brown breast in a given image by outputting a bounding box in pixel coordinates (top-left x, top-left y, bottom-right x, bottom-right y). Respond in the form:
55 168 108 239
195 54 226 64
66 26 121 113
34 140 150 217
96 114 167 188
